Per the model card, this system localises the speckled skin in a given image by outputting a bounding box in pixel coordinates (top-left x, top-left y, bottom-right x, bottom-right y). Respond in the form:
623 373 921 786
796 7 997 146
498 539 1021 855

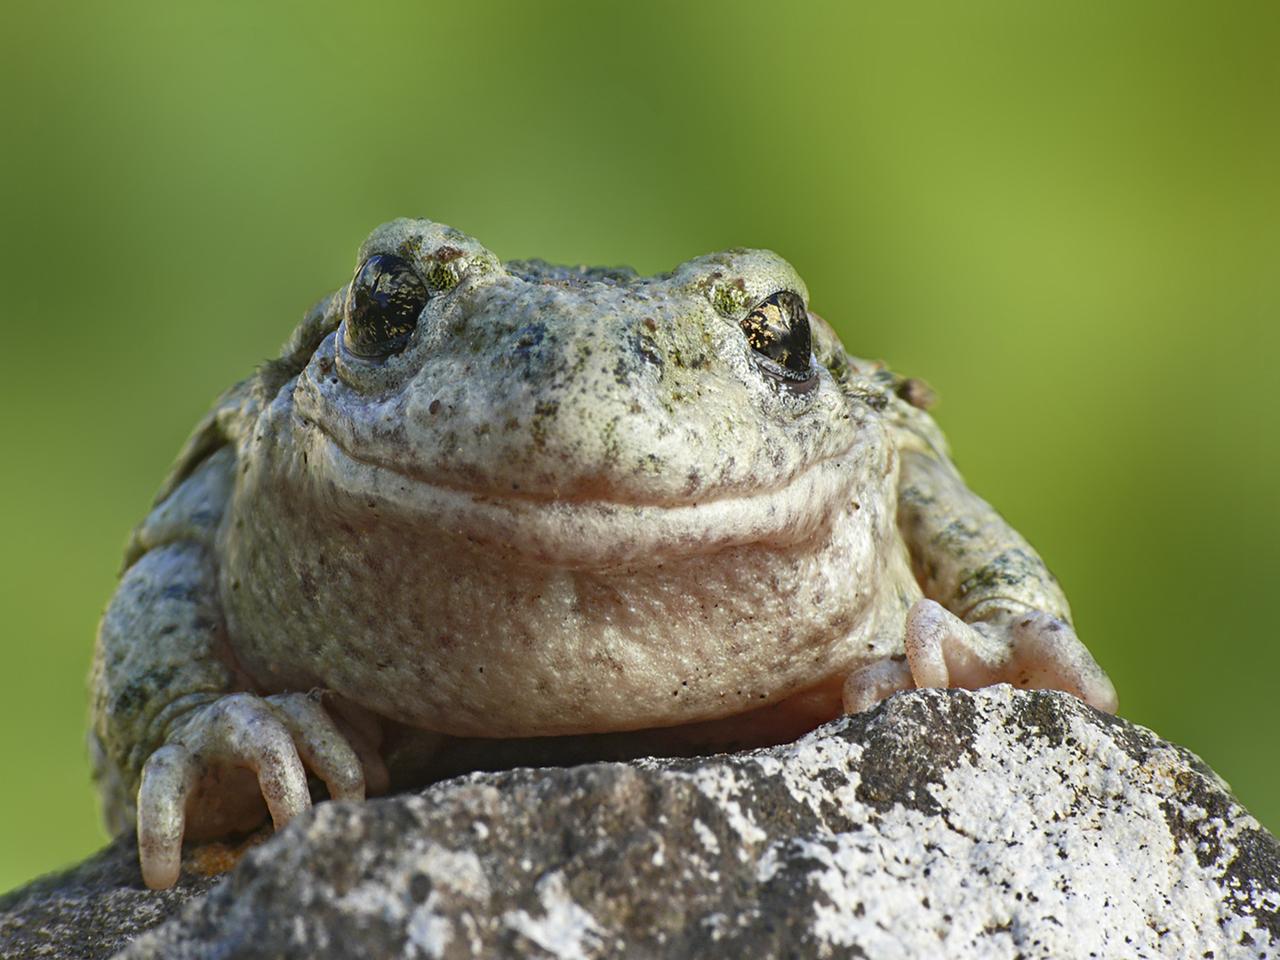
90 219 1117 889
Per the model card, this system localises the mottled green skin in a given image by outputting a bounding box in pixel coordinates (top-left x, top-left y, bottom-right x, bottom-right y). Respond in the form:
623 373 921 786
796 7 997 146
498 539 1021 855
89 219 1114 887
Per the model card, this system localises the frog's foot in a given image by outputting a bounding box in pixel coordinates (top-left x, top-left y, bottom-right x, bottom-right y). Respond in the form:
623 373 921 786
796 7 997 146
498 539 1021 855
842 599 1118 716
136 691 386 890
840 657 914 714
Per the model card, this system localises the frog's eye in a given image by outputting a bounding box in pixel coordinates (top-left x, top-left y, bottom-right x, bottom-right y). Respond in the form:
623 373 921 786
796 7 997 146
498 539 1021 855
343 254 429 359
740 291 814 383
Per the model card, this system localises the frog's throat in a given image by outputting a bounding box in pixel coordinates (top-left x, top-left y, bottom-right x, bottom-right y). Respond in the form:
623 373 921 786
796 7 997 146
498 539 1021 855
307 430 859 569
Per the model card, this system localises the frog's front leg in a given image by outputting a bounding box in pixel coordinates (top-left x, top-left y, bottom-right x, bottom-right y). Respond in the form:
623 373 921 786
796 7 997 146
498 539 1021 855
845 435 1117 715
91 448 386 889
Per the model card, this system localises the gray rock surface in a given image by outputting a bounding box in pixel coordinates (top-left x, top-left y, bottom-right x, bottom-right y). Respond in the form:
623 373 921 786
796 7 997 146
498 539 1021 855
2 686 1277 959
0 839 219 959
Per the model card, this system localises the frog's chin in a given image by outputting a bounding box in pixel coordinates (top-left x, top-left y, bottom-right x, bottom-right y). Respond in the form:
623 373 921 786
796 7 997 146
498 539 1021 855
307 430 859 568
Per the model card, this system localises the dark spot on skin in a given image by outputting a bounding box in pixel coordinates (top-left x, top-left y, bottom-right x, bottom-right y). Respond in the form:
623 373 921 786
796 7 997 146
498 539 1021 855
957 549 1045 603
397 236 425 261
899 485 937 509
895 377 937 410
513 322 546 356
631 333 664 370
160 584 200 604
428 399 441 415
941 520 979 543
111 664 181 720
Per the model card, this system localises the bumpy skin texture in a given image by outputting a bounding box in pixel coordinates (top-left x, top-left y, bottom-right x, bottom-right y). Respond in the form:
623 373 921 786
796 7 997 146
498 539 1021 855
90 219 1117 889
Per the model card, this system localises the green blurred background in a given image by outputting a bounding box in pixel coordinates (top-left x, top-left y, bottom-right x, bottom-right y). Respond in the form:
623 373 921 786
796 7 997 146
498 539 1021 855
1 1 1277 892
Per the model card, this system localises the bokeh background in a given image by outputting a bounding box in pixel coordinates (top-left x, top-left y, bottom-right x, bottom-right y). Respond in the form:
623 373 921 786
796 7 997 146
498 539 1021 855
1 1 1277 892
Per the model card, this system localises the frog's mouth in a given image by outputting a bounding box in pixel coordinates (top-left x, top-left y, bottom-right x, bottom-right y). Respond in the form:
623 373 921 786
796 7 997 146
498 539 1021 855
307 428 859 568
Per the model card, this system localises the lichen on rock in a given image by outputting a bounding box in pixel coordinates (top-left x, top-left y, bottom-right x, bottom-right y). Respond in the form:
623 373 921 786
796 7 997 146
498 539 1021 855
2 686 1276 959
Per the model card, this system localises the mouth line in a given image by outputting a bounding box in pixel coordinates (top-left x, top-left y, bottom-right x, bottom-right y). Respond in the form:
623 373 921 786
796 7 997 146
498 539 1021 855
308 422 857 566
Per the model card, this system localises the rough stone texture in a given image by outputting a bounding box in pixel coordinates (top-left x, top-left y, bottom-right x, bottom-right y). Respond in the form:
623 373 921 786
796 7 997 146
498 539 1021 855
0 839 219 959
3 686 1277 959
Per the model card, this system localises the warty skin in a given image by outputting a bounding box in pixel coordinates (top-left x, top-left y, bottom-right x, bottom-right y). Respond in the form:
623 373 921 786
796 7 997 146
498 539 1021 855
90 219 1117 889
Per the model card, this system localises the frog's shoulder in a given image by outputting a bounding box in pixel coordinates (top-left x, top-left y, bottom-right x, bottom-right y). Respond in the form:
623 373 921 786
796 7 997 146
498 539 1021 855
137 291 343 535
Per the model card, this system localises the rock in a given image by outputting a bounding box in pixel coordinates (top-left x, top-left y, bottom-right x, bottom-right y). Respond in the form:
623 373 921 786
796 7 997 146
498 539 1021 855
2 686 1277 959
0 839 220 960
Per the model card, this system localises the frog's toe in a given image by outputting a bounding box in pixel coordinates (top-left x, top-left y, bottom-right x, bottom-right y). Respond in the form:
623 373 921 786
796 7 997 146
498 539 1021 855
1007 612 1119 714
267 692 367 802
193 693 314 826
902 598 1008 690
137 743 198 890
841 598 992 713
904 598 961 688
841 657 913 713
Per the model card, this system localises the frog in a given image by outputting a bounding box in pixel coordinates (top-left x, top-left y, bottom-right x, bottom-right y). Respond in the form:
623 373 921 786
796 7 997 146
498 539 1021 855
90 218 1118 890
